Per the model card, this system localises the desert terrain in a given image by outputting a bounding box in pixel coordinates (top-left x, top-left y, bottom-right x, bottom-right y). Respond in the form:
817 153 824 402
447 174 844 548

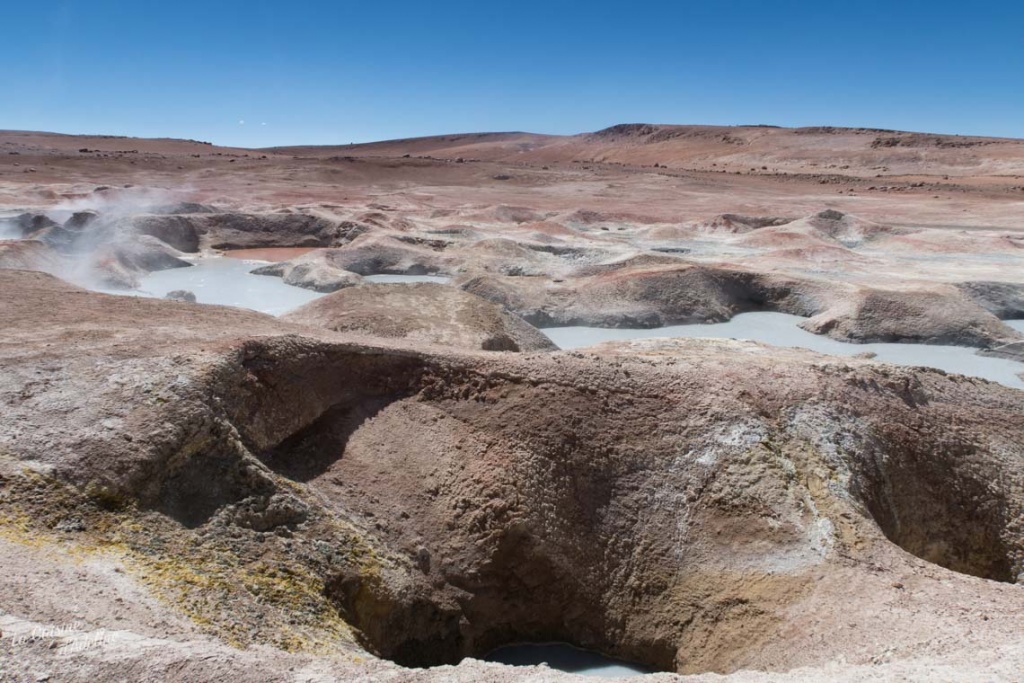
2 124 1024 682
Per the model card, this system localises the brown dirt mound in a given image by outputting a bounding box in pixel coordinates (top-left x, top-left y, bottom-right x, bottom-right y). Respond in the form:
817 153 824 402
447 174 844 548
0 239 65 272
461 265 836 328
283 282 557 352
802 287 1022 347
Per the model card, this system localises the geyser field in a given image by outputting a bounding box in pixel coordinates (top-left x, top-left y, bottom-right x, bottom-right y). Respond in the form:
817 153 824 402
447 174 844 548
2 124 1024 682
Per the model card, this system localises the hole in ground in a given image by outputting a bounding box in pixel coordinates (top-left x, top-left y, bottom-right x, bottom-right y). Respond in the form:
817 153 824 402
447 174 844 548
485 642 652 678
324 523 679 674
258 398 394 483
854 431 1018 583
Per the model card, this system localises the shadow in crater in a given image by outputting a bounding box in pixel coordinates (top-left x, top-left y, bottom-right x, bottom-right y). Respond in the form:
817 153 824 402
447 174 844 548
855 436 1018 583
258 398 394 482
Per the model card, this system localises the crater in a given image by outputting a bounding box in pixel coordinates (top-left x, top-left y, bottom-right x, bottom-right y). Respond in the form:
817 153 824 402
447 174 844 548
856 434 1018 583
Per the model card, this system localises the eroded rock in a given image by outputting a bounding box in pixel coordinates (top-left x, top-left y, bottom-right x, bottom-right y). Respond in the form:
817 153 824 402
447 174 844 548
801 287 1021 347
250 251 364 292
165 289 197 303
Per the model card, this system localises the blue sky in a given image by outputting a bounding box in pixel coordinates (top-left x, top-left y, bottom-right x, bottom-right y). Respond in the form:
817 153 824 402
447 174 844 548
2 1 1022 147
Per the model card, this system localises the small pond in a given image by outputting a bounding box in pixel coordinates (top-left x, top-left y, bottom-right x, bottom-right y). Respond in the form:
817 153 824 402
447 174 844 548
137 257 322 315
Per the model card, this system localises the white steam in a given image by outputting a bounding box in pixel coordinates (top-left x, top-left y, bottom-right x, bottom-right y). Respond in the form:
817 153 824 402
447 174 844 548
6 186 202 292
0 217 21 240
44 186 190 221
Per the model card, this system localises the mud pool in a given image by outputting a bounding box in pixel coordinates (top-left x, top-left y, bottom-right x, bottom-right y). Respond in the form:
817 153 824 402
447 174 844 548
484 643 650 678
544 312 1024 389
96 257 451 315
96 258 1024 389
135 257 322 315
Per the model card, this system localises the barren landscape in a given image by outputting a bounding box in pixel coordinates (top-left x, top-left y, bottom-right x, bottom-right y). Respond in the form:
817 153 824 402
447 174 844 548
2 123 1024 682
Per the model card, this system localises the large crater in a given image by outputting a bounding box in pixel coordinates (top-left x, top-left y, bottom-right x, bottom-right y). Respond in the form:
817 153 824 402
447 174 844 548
3 273 1024 678
212 338 1024 673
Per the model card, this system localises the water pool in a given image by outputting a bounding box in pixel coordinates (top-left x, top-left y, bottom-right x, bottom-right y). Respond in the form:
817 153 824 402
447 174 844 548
96 261 1024 389
94 258 451 315
543 311 1024 389
136 258 323 315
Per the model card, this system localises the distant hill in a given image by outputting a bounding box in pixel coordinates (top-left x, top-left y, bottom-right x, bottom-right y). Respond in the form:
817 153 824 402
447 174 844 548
6 124 1024 177
267 123 1024 177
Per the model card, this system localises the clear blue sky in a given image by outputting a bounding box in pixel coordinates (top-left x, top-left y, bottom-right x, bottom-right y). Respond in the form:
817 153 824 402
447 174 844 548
2 1 1022 147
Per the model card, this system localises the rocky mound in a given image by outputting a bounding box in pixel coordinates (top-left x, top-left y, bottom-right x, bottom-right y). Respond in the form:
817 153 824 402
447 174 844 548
802 287 1021 347
461 265 837 328
2 269 1024 682
734 211 901 251
461 262 1022 350
197 212 369 250
956 281 1024 317
283 282 557 352
803 209 908 246
692 213 794 234
250 250 364 292
279 235 456 279
1 212 192 290
88 236 192 289
0 211 60 238
251 229 610 291
122 210 370 253
735 222 845 250
1 206 393 293
127 214 202 252
491 205 545 224
0 239 66 272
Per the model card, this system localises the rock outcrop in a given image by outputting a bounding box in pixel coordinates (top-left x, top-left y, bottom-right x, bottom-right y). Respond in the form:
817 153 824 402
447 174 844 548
0 212 60 238
459 265 835 328
196 212 369 250
801 287 1021 347
461 264 1023 349
128 214 202 252
165 289 197 303
250 250 364 292
956 280 1024 319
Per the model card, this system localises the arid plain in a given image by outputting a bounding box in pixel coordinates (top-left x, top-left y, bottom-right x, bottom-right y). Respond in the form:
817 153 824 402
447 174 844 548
2 124 1024 681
